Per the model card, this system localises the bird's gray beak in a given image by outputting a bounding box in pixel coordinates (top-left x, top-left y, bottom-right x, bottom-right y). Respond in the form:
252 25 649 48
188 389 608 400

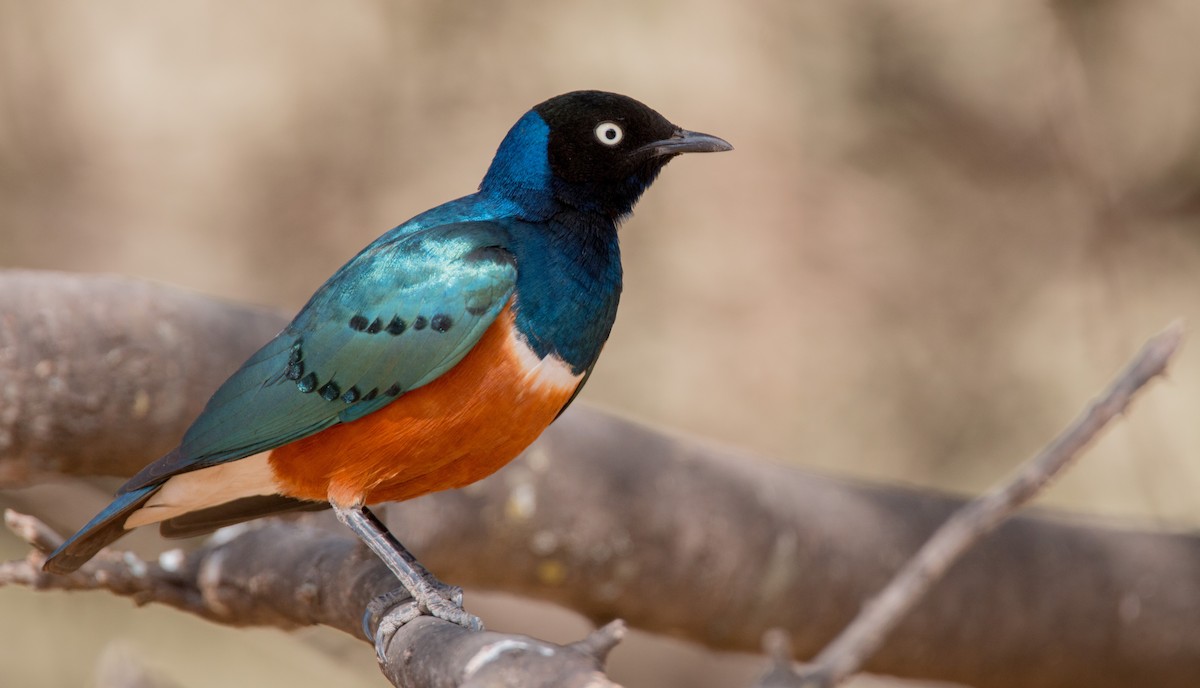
640 129 733 157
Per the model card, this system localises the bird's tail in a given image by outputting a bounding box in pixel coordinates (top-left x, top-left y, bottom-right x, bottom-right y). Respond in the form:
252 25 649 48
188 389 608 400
42 485 158 574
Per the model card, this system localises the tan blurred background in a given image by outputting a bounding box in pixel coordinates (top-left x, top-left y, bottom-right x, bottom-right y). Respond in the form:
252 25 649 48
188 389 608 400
3 1 1200 686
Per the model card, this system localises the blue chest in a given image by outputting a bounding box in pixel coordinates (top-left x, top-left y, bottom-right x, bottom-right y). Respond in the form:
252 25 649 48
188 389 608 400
506 217 622 374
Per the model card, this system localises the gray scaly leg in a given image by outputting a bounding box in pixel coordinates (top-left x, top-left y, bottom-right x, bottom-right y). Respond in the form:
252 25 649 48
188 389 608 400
332 503 482 632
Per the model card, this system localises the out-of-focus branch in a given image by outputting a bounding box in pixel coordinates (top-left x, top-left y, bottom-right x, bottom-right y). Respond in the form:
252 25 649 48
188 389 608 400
779 323 1185 687
4 270 1200 688
0 510 623 688
754 631 805 688
0 271 286 485
387 390 1200 688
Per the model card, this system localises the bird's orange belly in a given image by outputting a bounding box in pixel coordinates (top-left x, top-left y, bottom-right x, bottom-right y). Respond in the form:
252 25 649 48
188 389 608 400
266 304 581 507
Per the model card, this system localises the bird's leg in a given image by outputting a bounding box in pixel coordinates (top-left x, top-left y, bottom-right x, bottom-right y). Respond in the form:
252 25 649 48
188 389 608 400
358 505 464 607
332 502 483 632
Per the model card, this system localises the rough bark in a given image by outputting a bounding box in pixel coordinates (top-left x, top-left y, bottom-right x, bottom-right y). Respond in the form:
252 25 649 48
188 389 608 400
389 405 1200 688
1 511 623 688
2 270 1198 688
0 270 285 484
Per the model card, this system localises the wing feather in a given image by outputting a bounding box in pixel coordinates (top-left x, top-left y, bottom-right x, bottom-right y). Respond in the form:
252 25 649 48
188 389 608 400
121 221 516 492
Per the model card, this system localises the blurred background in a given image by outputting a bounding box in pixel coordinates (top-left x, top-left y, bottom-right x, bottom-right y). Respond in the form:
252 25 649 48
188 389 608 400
3 1 1200 686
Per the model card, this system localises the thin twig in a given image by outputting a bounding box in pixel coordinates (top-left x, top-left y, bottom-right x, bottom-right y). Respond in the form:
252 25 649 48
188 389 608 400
4 509 65 553
787 321 1185 687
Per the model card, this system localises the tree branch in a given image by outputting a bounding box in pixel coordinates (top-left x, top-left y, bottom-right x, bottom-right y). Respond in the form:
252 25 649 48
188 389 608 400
1 510 623 688
3 270 1199 688
0 270 285 485
784 322 1185 686
384 392 1200 688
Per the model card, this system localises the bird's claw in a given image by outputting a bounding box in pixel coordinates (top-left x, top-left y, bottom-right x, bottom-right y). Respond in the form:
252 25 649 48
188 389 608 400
365 584 483 641
423 594 484 632
431 581 465 608
368 588 419 618
369 599 423 663
403 573 476 628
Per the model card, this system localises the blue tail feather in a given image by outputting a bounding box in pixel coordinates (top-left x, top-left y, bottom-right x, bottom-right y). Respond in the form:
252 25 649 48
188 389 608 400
42 485 158 574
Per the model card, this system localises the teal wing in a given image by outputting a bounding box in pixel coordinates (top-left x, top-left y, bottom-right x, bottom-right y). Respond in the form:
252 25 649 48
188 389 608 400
121 221 516 492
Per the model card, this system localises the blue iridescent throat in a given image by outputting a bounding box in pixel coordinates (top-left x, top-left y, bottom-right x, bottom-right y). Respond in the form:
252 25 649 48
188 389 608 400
479 111 557 218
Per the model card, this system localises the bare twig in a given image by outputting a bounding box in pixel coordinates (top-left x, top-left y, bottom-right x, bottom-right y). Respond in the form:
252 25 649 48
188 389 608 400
4 508 64 553
755 630 804 688
781 322 1185 687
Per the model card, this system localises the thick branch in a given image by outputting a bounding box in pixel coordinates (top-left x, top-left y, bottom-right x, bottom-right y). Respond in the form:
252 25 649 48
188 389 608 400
3 270 1199 688
388 398 1200 688
1 511 622 688
0 270 285 485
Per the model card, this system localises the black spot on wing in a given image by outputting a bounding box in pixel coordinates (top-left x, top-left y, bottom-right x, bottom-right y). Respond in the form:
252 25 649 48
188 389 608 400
297 372 318 393
413 316 428 331
285 360 304 380
349 315 369 331
341 386 360 403
319 380 341 401
285 340 305 380
366 317 383 334
386 316 406 335
431 314 453 332
384 383 402 397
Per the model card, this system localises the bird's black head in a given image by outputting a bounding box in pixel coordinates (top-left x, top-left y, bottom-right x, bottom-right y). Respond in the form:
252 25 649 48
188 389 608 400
480 90 731 220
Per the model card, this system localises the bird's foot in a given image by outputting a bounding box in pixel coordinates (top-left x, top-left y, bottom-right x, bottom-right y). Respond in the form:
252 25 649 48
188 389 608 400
365 583 483 640
418 587 483 632
365 594 423 662
368 587 418 619
420 577 465 608
404 566 479 628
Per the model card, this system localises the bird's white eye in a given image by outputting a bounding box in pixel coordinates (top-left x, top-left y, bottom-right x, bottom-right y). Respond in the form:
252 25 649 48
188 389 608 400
594 122 623 146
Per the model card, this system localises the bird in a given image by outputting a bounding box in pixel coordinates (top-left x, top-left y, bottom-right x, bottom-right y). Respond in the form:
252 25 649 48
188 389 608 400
43 90 731 630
